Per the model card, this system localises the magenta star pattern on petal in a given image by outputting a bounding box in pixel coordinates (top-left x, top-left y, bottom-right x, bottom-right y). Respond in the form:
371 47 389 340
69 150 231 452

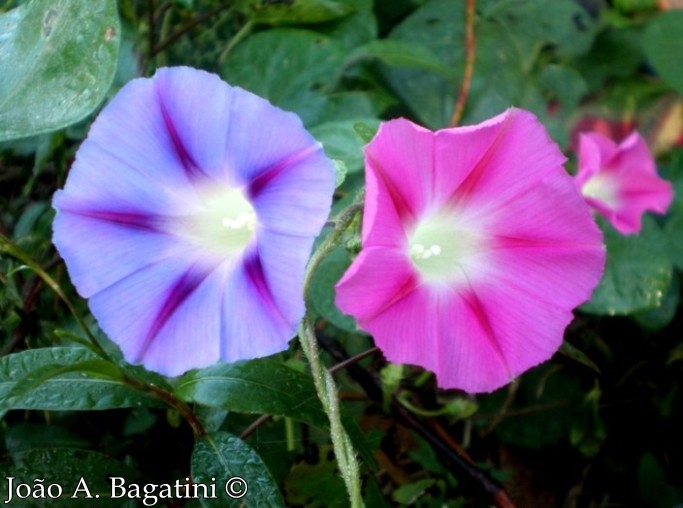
575 130 674 235
53 67 335 376
335 109 606 393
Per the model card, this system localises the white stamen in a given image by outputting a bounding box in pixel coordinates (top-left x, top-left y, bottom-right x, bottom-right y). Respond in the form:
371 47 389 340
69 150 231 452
581 172 620 208
410 243 442 260
407 208 489 286
174 184 257 256
221 211 256 231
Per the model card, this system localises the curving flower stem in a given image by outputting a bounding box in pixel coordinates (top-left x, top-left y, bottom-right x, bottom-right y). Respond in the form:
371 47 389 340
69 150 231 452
0 234 207 438
0 233 111 361
302 191 364 297
299 316 363 507
151 4 231 57
217 19 255 67
449 0 476 127
298 193 365 508
126 377 206 438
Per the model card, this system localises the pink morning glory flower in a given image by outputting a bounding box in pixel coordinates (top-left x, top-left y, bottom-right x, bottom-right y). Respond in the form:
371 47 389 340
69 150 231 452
575 131 674 235
335 109 605 393
53 67 334 376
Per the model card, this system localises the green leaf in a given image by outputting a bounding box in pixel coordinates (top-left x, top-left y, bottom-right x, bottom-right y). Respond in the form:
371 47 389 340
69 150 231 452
3 359 125 404
283 448 347 507
175 359 377 469
668 342 683 366
643 11 683 95
0 0 120 141
317 90 395 123
637 452 683 508
317 0 376 50
248 0 355 25
485 365 585 448
611 0 658 14
353 121 378 144
0 448 139 506
307 245 359 332
382 0 462 128
632 274 680 330
4 423 90 453
191 431 285 507
13 201 51 239
174 359 329 429
664 211 683 271
467 23 548 124
195 407 230 434
221 29 344 126
663 153 683 270
559 341 600 374
382 0 550 129
392 478 436 505
0 347 161 411
485 0 595 60
310 119 379 174
569 383 606 457
538 64 588 111
122 407 157 436
582 216 673 315
332 159 348 188
574 28 643 92
346 39 453 77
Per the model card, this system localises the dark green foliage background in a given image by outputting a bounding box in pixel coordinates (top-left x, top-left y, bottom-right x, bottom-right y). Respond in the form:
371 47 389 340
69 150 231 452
1 0 682 506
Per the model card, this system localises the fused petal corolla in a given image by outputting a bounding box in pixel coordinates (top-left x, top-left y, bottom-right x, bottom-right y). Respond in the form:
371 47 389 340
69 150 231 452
335 109 606 393
575 131 674 235
53 67 335 376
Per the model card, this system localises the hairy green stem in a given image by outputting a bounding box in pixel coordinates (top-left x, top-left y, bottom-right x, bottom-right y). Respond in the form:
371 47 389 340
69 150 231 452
302 191 364 297
299 316 363 508
298 194 365 507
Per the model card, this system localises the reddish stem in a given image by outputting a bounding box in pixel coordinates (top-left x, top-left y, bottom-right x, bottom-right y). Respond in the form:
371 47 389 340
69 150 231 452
449 0 476 127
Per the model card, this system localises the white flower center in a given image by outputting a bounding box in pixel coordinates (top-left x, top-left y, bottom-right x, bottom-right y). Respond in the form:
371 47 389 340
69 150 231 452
408 208 488 286
176 185 256 255
581 171 620 209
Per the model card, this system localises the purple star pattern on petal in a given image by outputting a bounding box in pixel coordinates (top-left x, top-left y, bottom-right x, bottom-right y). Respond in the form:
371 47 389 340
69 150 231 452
53 67 335 376
335 109 606 393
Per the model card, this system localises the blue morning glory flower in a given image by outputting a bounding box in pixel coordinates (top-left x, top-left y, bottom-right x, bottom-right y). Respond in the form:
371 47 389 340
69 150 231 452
53 67 335 376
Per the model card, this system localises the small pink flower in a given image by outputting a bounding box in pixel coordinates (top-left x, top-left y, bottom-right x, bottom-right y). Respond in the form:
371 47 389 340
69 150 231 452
335 109 605 393
575 131 674 235
569 115 636 152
